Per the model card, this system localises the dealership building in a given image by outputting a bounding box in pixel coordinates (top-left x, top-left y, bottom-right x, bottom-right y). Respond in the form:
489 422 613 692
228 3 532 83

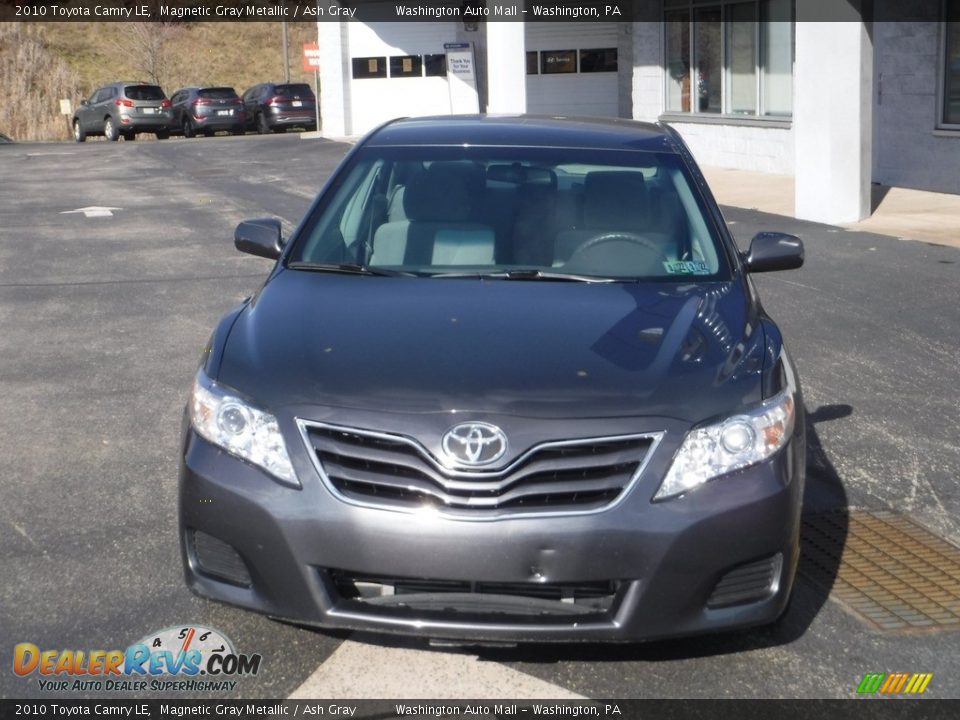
317 1 960 224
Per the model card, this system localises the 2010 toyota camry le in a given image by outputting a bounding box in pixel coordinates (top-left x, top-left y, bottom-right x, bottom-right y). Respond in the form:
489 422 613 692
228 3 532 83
179 115 806 643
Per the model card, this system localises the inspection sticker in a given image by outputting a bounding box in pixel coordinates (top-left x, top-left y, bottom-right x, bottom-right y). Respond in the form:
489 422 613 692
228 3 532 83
663 260 711 275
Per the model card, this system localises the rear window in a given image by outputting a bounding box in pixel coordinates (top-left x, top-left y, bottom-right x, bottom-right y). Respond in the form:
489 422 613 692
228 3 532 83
198 87 238 99
274 84 313 97
124 85 165 101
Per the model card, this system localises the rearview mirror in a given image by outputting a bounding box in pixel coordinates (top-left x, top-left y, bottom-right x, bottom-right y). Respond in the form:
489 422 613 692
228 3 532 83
234 218 284 260
743 232 804 273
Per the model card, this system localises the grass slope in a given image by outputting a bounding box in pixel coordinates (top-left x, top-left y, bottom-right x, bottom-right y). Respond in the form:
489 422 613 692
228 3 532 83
1 20 319 141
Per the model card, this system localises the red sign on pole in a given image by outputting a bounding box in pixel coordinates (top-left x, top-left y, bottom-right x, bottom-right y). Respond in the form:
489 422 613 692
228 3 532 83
303 43 321 72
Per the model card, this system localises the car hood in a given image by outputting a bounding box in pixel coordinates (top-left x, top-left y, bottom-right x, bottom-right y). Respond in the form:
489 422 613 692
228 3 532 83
217 270 767 423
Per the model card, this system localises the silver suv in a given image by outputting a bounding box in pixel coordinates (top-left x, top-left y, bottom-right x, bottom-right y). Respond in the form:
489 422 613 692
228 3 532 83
73 82 173 142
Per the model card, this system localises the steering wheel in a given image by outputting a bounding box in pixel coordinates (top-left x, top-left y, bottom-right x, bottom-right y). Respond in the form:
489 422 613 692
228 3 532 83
569 232 670 262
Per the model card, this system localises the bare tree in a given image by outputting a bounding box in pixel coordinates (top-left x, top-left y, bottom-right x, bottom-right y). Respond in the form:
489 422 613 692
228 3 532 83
118 22 182 88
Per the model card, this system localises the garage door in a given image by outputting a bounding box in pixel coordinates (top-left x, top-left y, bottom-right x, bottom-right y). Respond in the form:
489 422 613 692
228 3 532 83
525 22 621 118
348 21 460 135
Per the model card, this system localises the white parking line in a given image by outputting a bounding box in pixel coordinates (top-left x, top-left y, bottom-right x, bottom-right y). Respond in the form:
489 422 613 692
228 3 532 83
288 639 584 699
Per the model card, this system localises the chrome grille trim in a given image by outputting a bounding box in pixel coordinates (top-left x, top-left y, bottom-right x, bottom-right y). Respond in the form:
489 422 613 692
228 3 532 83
296 419 664 521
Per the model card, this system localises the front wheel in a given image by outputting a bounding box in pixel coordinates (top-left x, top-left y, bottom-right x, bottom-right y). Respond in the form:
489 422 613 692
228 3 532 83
256 113 270 135
183 118 195 139
104 117 119 142
123 131 136 141
73 120 86 143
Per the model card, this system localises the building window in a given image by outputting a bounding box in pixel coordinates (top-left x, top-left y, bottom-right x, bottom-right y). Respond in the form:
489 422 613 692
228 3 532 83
943 3 960 127
352 57 387 80
390 55 423 78
580 48 618 73
424 54 447 77
664 0 793 117
541 50 577 74
526 51 539 75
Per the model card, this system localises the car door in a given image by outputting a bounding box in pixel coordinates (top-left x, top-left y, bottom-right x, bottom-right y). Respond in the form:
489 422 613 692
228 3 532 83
242 86 261 127
93 87 115 129
78 88 102 131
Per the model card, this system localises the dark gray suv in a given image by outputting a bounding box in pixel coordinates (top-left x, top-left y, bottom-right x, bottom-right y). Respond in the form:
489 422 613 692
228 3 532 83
73 82 173 142
241 82 317 134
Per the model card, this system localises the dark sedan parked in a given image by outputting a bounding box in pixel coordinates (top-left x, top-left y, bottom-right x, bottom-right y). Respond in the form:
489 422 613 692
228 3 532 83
180 115 806 643
170 86 246 137
241 82 317 134
73 82 172 142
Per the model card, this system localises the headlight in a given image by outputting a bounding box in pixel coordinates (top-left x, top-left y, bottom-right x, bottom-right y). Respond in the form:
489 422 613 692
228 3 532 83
189 370 299 487
654 388 796 501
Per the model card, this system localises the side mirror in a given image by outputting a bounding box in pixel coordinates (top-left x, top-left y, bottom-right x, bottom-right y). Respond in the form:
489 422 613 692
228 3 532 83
80 99 89 107
743 232 804 273
234 218 284 260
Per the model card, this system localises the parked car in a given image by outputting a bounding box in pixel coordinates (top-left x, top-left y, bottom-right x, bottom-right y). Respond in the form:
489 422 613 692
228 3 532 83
180 115 806 643
241 82 316 134
170 86 246 138
72 82 172 142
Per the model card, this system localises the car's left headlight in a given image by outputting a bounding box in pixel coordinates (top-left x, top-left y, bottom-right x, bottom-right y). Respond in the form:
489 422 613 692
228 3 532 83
189 370 299 487
654 388 796 501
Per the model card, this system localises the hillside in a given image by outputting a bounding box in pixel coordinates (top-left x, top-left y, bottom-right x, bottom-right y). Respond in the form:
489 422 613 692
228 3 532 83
0 21 319 141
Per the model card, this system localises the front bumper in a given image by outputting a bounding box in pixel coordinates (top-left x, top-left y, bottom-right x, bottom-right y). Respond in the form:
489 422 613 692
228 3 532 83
179 412 804 643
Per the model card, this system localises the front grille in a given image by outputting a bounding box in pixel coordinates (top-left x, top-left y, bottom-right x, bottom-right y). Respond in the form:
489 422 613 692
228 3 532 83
299 422 658 517
706 553 782 609
329 569 621 618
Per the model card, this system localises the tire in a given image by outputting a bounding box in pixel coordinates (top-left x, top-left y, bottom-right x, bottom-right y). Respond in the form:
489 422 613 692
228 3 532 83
104 117 119 142
256 112 270 135
123 132 136 141
183 118 194 139
73 120 86 143
156 130 170 140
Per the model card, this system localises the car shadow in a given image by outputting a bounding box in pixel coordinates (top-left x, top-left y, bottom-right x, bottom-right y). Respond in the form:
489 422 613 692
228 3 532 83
306 404 854 663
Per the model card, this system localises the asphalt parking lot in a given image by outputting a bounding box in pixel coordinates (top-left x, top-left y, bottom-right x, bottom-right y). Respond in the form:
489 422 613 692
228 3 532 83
0 133 958 700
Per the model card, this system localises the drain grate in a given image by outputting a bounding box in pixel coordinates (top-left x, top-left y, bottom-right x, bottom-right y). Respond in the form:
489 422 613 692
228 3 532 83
801 510 960 632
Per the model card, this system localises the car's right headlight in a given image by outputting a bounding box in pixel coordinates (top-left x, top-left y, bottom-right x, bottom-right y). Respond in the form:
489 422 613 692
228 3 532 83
654 387 796 501
189 370 299 487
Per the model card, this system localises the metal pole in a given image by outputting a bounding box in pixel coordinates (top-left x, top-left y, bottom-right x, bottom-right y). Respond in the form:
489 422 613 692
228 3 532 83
282 21 290 83
315 69 321 133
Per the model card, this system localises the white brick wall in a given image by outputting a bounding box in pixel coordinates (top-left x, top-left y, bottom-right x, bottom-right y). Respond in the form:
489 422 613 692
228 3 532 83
669 122 794 175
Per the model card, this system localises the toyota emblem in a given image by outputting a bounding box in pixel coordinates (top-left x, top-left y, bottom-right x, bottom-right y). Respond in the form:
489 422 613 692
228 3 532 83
441 423 508 467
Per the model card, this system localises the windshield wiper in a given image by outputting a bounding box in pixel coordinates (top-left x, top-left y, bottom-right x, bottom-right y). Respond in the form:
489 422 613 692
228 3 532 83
287 262 416 277
428 269 615 283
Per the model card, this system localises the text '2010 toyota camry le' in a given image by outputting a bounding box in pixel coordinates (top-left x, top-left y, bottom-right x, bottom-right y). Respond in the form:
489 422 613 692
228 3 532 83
179 115 806 643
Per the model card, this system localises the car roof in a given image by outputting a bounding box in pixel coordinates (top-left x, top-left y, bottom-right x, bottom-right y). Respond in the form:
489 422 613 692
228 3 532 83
365 115 678 153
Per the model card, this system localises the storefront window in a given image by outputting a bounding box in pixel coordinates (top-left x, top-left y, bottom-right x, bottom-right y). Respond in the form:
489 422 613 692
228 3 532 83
664 0 793 118
943 7 960 126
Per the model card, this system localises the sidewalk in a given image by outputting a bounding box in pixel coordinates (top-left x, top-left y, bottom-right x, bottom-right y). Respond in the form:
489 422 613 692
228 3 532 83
701 166 960 249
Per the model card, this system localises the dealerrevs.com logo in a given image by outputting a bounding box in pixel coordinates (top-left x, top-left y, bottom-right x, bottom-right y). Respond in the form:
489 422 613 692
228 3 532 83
13 625 262 693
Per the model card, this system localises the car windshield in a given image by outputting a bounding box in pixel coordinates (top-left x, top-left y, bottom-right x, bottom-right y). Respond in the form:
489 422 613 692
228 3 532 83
125 85 165 101
290 146 730 281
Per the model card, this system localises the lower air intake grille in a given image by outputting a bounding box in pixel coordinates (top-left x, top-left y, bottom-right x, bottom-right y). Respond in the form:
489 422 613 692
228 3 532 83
191 530 252 587
706 553 782 609
301 422 657 517
329 570 621 618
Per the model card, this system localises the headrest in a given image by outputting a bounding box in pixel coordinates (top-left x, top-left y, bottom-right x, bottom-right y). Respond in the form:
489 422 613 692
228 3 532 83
403 162 483 222
583 171 648 230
